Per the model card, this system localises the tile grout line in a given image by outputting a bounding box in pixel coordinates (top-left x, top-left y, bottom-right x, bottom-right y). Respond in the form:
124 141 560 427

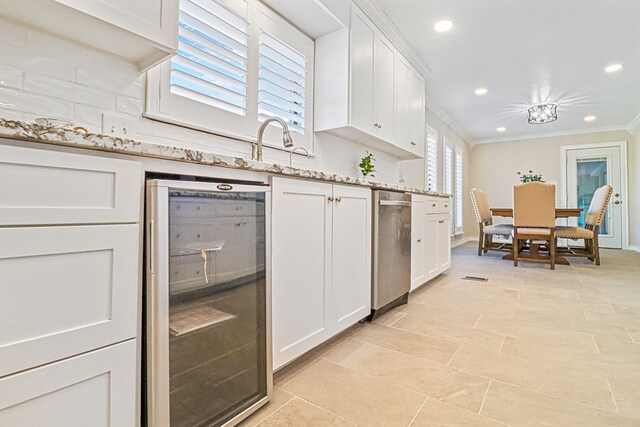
606 379 619 414
293 395 357 425
498 335 507 353
253 394 297 426
623 326 636 343
388 312 408 327
591 334 601 354
477 380 492 416
407 396 429 427
582 308 590 321
472 314 482 328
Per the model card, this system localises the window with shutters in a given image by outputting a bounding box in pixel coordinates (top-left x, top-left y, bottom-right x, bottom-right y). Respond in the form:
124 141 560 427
455 150 463 234
443 137 453 235
146 0 315 152
426 126 438 191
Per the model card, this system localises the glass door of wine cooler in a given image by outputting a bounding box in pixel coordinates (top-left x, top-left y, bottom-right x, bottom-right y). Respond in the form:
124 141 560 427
146 180 271 427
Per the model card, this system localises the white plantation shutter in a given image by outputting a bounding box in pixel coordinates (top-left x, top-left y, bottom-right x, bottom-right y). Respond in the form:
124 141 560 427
455 150 463 233
258 33 307 135
147 0 315 152
426 127 438 191
171 0 249 116
444 137 453 195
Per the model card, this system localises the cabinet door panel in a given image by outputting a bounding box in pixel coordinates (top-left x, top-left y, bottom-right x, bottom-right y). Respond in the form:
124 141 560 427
409 71 426 156
0 225 139 377
54 0 178 48
0 340 136 427
374 36 395 142
271 178 332 369
411 201 426 290
0 145 141 225
332 185 371 332
394 56 412 151
438 216 452 270
350 9 375 135
424 215 440 278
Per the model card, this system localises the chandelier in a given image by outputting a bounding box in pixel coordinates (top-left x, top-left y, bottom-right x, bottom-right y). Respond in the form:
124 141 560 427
527 103 558 124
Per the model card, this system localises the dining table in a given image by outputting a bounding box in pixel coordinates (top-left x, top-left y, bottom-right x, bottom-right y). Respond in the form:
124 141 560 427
490 207 584 265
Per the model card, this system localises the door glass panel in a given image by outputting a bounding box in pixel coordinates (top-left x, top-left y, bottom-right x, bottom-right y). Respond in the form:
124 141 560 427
576 158 608 235
167 189 267 427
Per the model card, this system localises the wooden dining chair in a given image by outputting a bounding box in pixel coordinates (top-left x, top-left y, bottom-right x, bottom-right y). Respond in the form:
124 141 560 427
556 184 613 266
470 188 513 256
512 182 557 270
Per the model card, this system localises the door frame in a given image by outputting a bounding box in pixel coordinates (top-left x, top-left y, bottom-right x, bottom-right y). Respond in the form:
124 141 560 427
559 141 629 250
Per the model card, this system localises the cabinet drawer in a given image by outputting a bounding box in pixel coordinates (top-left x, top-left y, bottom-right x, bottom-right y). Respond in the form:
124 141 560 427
0 144 141 225
424 197 450 214
0 340 136 427
0 224 139 377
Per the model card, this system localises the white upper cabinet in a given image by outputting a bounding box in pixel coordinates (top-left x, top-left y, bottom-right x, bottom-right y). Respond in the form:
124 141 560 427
315 4 424 160
349 10 376 135
409 69 426 157
0 0 178 70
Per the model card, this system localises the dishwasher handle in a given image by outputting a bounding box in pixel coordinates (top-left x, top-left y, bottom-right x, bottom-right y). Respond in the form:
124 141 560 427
379 200 412 207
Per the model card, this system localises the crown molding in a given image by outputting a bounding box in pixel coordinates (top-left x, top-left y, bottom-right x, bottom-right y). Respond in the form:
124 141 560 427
353 0 432 77
472 125 629 146
626 112 640 135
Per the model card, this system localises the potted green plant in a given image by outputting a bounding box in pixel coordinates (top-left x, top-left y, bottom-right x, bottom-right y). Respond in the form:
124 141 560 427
359 151 376 177
517 170 544 183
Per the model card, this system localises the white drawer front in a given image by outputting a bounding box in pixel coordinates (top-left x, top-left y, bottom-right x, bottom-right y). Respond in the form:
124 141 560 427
0 225 139 377
424 196 450 214
0 340 136 427
0 144 141 225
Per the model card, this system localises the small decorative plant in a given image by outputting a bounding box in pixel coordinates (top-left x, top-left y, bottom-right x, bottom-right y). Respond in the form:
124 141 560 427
517 170 544 183
359 151 376 177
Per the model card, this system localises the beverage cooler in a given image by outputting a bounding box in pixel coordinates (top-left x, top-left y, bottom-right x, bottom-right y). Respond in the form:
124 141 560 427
146 180 271 427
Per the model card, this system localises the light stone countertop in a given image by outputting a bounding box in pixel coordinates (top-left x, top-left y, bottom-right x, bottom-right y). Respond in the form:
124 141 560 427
0 119 450 197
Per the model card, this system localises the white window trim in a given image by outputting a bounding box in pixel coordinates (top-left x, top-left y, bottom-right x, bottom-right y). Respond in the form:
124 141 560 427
145 0 315 153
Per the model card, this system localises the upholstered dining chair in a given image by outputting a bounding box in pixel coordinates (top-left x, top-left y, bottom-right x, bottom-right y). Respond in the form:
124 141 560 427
512 182 557 269
555 184 613 266
470 188 513 256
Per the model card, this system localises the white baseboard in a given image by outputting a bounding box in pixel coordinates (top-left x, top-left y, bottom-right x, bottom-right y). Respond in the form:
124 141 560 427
452 237 475 248
628 245 640 253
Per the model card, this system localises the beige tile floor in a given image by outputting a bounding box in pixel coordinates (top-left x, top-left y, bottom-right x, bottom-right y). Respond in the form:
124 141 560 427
242 243 640 426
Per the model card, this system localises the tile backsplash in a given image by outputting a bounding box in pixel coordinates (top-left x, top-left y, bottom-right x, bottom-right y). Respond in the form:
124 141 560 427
0 17 405 184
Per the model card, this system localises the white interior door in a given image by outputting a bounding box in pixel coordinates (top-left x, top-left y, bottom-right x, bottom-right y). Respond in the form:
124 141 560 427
565 146 624 249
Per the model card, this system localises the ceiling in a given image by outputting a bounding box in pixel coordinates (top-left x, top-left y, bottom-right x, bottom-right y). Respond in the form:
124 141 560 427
375 0 640 143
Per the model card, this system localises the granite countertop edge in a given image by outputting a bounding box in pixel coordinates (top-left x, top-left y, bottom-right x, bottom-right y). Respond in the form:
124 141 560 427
0 119 451 197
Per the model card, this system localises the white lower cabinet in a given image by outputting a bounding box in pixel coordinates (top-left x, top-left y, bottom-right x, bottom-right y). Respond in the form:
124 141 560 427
0 340 137 427
411 195 452 291
271 177 371 369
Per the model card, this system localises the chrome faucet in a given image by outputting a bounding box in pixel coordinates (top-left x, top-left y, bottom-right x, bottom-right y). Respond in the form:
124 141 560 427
253 117 294 161
289 146 309 167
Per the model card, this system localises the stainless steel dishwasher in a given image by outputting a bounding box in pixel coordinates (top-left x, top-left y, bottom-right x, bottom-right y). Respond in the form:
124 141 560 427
370 190 412 320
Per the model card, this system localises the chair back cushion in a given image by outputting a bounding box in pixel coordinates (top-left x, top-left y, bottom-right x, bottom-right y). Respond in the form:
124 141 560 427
586 185 613 226
470 188 492 223
513 182 556 227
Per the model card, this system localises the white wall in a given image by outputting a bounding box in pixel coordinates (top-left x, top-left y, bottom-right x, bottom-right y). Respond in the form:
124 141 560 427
468 129 639 247
0 17 401 184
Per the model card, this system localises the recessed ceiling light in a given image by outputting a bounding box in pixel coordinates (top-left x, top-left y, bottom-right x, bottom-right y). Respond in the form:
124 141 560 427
605 64 623 73
474 88 488 96
496 127 506 132
584 115 596 122
434 20 453 32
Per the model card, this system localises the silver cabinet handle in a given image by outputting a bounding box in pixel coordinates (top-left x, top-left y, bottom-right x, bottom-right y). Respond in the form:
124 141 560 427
432 203 437 207
328 196 334 202
438 220 445 223
444 204 448 208
410 142 416 146
335 197 342 203
374 123 379 128
614 200 621 205
417 239 422 243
